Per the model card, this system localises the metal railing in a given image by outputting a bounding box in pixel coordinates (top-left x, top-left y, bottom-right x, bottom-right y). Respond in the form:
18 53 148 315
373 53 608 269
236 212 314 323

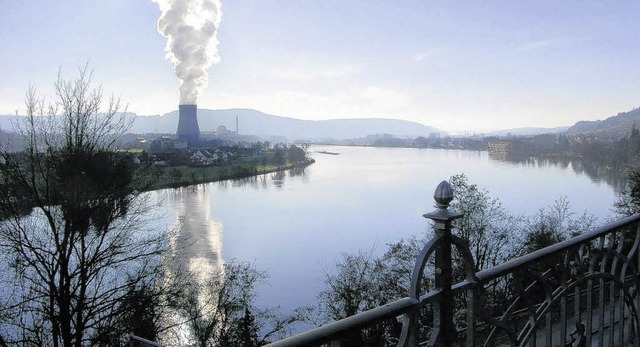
267 180 640 347
129 335 164 347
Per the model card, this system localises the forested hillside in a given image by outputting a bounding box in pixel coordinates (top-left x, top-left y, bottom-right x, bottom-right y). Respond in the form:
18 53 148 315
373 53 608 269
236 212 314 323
565 107 640 139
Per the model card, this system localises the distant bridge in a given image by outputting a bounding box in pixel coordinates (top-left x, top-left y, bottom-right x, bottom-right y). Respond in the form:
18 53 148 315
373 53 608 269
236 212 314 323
266 181 640 347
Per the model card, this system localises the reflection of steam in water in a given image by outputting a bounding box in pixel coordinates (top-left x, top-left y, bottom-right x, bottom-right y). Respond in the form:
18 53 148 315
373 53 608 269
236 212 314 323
168 186 223 273
161 185 224 345
159 170 310 344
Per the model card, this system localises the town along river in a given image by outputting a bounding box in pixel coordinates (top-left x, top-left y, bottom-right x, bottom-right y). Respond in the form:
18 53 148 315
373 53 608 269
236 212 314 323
148 146 622 327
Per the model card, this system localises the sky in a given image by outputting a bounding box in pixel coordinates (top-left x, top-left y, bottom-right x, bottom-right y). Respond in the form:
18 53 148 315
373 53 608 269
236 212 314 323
1 0 639 133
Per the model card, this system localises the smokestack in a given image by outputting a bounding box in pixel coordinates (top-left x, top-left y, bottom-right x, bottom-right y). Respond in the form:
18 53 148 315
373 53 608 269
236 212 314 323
236 115 238 134
177 104 200 143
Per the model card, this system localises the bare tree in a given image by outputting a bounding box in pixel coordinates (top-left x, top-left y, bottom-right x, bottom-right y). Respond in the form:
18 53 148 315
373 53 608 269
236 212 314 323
448 173 516 271
164 259 303 347
615 168 640 217
0 66 167 347
316 248 408 346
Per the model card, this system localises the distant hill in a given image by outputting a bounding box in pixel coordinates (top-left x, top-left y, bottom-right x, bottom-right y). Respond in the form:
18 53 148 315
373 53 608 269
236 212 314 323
0 129 22 151
565 107 640 139
129 108 441 140
5 105 639 142
485 126 570 137
0 109 441 141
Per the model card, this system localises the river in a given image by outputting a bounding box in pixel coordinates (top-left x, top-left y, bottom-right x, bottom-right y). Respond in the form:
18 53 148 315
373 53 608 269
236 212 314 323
149 146 623 323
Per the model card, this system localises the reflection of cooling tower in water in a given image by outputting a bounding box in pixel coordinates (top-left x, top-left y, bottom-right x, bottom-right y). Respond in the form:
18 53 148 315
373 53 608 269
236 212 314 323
177 104 201 143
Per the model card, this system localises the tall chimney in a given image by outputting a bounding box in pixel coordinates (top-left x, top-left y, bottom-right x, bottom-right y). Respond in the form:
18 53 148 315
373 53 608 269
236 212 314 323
177 104 200 143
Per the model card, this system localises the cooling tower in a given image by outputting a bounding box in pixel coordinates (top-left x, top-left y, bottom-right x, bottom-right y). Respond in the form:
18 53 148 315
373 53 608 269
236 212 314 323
176 104 200 142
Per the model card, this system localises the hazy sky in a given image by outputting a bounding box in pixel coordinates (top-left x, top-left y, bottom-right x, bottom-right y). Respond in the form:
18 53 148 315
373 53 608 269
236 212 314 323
1 1 639 132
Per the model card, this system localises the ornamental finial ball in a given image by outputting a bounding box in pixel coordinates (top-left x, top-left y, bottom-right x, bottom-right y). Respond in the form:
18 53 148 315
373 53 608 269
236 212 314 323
433 180 454 208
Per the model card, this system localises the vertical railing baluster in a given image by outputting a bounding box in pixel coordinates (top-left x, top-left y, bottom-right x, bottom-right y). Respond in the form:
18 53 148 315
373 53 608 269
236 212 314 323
586 272 594 345
545 305 552 346
615 228 628 346
618 287 625 345
637 222 640 347
422 181 463 347
560 273 567 347
587 235 605 346
465 287 476 347
529 313 536 347
603 232 616 345
598 234 612 345
598 276 606 344
574 284 581 332
609 280 616 345
545 277 552 347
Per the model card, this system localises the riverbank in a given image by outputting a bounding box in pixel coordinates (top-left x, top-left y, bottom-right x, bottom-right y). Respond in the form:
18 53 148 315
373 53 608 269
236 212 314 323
143 158 315 191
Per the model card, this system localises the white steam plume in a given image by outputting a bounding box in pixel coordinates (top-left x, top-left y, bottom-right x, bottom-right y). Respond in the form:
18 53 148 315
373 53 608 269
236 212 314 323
154 0 222 105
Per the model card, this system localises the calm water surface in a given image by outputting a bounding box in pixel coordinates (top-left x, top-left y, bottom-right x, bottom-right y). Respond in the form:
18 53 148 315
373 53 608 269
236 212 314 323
150 146 620 318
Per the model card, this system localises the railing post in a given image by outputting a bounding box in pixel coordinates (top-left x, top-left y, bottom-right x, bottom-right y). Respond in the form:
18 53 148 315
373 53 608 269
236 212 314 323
424 180 463 347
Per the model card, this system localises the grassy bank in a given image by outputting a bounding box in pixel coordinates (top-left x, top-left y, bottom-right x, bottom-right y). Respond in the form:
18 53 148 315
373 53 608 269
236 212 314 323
143 158 315 190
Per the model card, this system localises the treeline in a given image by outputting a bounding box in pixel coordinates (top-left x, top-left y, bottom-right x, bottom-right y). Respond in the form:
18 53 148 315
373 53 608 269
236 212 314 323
140 142 307 167
148 144 312 190
319 133 492 150
329 125 640 170
506 126 640 168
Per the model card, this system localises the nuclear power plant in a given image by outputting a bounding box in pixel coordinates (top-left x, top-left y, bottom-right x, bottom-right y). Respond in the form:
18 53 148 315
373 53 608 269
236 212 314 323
176 104 201 143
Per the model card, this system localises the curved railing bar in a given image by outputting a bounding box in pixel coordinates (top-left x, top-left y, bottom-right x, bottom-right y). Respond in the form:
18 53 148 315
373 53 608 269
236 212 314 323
518 272 640 346
405 231 477 301
428 217 640 302
398 232 478 345
455 214 640 288
627 223 640 260
620 259 639 286
515 269 555 344
512 248 640 345
517 235 640 344
619 223 640 281
399 234 439 346
451 234 478 281
470 267 555 345
592 235 607 272
611 228 628 272
408 238 439 298
483 284 524 345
